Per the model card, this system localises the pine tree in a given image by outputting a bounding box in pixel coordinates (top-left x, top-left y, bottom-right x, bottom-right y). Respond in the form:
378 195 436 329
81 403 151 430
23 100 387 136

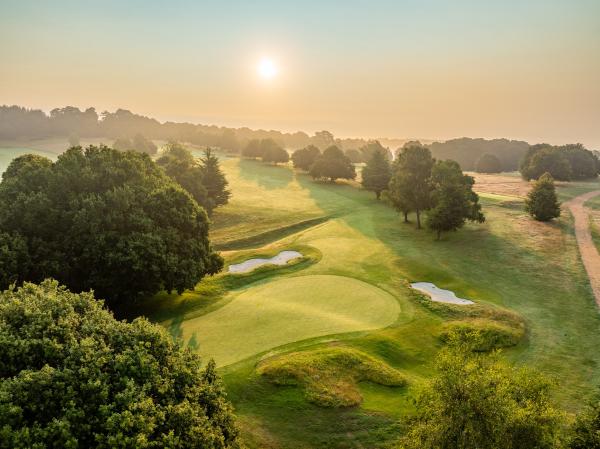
200 148 231 214
525 172 561 221
361 148 392 199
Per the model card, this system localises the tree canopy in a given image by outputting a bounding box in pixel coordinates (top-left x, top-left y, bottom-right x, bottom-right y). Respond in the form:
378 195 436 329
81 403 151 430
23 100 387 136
0 146 222 305
401 340 563 449
427 160 485 239
199 148 231 212
389 144 435 229
0 280 240 448
525 172 561 222
569 396 600 449
475 153 503 173
518 143 598 181
292 145 321 171
309 145 356 182
359 140 391 162
262 143 290 164
361 147 392 199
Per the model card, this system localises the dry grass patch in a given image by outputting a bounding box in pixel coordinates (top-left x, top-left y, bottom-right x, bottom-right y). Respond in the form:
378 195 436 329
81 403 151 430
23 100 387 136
257 347 406 408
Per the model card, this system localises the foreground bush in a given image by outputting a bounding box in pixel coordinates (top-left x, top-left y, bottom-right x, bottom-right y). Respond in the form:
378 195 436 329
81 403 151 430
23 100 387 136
0 146 223 304
401 342 563 449
0 280 240 449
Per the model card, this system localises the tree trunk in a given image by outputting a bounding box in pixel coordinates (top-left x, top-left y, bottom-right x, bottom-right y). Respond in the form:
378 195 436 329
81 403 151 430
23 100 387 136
375 191 381 200
437 229 441 240
403 211 409 223
416 209 421 229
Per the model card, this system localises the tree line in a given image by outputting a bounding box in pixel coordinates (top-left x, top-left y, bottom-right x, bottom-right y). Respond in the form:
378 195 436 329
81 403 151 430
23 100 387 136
520 143 600 181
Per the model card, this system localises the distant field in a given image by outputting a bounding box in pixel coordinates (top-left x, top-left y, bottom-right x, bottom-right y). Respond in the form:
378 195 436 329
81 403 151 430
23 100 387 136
133 159 600 448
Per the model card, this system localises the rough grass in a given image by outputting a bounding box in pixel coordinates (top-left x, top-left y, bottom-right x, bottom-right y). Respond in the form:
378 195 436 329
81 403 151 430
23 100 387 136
440 319 525 351
257 346 406 408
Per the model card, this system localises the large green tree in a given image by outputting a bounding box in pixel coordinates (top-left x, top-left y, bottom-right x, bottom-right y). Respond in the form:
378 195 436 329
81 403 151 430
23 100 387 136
390 144 435 229
570 396 600 449
361 147 391 199
0 280 240 448
309 145 356 182
0 146 222 305
401 341 563 449
291 145 320 171
199 148 231 213
359 140 391 162
525 172 561 222
427 160 485 239
520 144 572 181
262 143 289 164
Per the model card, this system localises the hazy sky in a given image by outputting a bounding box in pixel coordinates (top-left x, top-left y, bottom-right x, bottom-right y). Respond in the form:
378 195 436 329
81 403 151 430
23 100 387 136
1 0 599 148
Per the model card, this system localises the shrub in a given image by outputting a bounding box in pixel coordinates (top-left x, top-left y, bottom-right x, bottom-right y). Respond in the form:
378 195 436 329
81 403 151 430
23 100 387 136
525 172 561 221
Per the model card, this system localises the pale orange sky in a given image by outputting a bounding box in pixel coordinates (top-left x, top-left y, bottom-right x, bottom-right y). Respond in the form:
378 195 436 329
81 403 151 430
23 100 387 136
1 0 599 148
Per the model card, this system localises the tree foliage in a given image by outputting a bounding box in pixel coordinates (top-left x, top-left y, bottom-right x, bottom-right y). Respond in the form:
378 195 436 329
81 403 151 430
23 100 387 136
401 341 563 449
361 147 392 199
309 146 356 182
199 148 231 212
113 133 157 155
389 144 435 229
0 146 222 305
359 140 391 162
525 172 561 222
475 153 503 173
569 397 600 449
291 145 321 171
262 144 289 164
427 160 485 239
518 143 598 181
0 280 240 448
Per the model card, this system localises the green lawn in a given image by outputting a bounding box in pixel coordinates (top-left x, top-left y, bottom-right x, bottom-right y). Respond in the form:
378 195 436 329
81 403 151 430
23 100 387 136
132 158 600 448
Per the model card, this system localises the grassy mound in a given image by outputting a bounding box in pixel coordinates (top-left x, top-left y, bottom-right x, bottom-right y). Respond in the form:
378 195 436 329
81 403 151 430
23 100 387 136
440 318 525 351
257 346 406 408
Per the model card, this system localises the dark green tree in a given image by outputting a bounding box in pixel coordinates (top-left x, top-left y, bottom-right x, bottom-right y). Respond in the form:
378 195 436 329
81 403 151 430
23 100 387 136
241 139 263 158
475 153 503 173
401 341 563 449
520 144 572 181
525 172 561 221
157 142 210 210
562 143 600 180
391 143 435 229
427 160 485 239
309 145 356 182
262 143 289 164
291 145 320 170
0 280 240 448
361 147 392 199
386 167 412 222
200 148 231 213
0 146 222 305
344 148 363 163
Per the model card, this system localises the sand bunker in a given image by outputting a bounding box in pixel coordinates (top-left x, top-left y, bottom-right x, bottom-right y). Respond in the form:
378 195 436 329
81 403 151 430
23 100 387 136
228 250 302 273
411 282 474 305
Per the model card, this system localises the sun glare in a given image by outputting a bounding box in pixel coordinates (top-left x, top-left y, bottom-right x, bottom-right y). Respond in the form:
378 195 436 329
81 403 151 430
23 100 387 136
258 58 278 80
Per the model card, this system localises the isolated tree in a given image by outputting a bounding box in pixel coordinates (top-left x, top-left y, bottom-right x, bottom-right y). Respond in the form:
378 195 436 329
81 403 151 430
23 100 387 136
475 153 502 173
132 132 158 155
520 144 572 181
392 143 435 229
200 148 231 213
157 142 210 210
241 139 263 158
309 145 356 182
361 147 392 199
427 160 485 239
401 341 563 449
0 280 240 448
360 140 391 162
262 143 289 164
525 172 561 221
570 396 600 449
292 145 320 170
0 146 223 305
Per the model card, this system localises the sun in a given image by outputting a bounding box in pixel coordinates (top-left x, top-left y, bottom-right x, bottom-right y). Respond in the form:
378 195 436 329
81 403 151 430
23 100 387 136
257 58 278 80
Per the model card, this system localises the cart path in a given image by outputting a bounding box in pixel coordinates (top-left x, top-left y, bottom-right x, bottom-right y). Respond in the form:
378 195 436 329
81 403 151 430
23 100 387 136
565 190 600 307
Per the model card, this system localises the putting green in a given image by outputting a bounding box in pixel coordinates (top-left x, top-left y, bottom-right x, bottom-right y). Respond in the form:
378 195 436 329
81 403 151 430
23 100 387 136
178 274 400 367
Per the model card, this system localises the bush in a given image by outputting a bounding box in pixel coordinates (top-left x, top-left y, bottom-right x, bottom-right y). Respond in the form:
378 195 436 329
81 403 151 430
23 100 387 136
440 319 525 351
0 280 240 448
309 145 356 182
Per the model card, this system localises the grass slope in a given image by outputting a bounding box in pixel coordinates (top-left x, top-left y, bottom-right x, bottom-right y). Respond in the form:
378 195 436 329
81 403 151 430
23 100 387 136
137 160 600 448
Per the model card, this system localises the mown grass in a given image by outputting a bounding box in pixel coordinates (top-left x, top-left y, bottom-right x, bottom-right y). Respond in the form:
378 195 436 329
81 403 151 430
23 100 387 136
257 346 406 408
136 160 600 447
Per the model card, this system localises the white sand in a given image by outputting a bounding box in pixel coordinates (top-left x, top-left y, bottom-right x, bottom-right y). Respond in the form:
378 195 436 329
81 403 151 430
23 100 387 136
228 250 303 273
410 282 474 305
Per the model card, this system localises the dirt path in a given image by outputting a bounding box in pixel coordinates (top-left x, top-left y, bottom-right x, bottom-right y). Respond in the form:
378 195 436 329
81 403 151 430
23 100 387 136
565 190 600 307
